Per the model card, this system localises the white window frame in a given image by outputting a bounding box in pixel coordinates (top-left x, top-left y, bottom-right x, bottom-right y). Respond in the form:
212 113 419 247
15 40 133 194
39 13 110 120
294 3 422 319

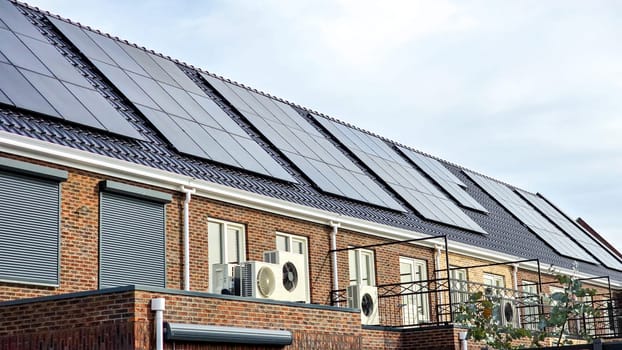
208 218 246 292
275 232 310 302
483 273 505 296
450 266 469 304
349 248 376 286
400 256 430 324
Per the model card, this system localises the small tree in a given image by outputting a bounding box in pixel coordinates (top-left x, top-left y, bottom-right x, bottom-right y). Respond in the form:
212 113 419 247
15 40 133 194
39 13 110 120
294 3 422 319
532 275 599 347
455 274 599 349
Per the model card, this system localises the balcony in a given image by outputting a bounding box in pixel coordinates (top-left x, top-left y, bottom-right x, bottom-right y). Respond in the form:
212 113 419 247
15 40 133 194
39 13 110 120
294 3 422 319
331 271 621 340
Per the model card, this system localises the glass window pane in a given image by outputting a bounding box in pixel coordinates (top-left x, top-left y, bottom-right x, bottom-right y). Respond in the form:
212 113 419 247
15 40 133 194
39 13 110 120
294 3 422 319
292 239 304 255
348 249 357 285
226 226 240 263
208 221 222 265
276 234 288 252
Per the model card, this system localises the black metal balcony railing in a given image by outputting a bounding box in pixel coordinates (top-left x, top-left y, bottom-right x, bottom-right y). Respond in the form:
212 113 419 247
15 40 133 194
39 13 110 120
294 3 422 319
331 278 622 339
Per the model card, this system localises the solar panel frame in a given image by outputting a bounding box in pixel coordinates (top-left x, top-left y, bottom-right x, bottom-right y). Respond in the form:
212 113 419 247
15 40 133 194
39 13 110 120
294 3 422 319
315 115 486 233
204 75 404 211
465 171 598 264
518 190 622 271
399 147 488 212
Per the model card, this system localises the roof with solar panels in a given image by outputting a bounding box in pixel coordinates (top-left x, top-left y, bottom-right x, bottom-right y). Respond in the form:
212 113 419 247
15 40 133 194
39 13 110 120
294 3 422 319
1 0 621 281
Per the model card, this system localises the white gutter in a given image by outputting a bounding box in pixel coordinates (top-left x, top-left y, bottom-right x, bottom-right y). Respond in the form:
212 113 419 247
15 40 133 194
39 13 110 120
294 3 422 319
151 298 165 350
181 186 196 291
330 221 341 306
1 131 619 288
513 264 521 322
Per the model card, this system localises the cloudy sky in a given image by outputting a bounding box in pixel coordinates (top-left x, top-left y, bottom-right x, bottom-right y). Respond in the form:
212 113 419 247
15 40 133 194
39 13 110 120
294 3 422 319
31 0 622 250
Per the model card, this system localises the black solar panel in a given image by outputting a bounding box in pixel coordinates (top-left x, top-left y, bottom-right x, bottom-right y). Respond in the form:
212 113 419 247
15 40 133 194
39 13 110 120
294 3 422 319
316 115 486 233
518 191 622 271
204 74 404 211
399 147 488 213
49 16 295 182
465 171 598 264
0 5 142 140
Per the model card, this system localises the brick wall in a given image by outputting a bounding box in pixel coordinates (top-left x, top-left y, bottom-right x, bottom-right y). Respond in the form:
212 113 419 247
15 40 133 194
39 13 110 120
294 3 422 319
0 288 363 350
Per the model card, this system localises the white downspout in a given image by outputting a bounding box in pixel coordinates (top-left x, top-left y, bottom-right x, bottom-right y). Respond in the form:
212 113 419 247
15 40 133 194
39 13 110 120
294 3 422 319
151 298 165 350
513 263 521 323
330 221 341 306
435 245 444 307
181 186 196 291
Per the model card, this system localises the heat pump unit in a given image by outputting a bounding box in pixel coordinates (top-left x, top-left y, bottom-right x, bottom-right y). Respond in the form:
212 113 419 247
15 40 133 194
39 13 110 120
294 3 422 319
239 261 281 299
211 263 239 295
264 250 308 303
347 285 380 325
499 298 518 327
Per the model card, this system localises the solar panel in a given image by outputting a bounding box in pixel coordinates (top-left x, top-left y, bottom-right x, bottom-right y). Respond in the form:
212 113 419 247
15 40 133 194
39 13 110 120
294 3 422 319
0 5 143 140
0 0 42 39
49 17 295 182
399 148 488 213
465 171 598 264
203 74 404 211
0 28 51 74
518 191 622 271
0 62 59 117
20 69 103 129
313 116 485 232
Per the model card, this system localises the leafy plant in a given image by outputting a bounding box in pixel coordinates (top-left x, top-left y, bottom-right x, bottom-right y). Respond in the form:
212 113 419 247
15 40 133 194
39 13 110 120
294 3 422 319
455 274 599 349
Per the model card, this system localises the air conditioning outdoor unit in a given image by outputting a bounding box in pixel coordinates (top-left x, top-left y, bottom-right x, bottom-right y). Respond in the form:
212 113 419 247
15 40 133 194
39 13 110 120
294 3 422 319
264 250 308 303
211 263 239 295
499 298 518 327
239 261 282 299
347 284 380 325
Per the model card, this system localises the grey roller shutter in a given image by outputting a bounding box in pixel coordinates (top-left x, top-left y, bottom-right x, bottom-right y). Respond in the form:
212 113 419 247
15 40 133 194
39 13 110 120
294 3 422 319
100 191 166 288
0 172 60 285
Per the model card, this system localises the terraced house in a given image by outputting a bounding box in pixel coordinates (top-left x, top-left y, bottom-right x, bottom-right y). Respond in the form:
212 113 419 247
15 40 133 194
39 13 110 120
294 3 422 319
0 1 621 349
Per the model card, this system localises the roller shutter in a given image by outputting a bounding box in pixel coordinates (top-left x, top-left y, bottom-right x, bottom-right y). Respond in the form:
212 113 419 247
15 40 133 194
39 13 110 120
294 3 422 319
100 190 167 288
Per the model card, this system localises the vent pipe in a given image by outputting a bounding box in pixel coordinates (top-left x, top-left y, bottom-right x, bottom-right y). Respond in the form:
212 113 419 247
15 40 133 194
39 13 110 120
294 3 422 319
151 298 166 350
181 186 196 291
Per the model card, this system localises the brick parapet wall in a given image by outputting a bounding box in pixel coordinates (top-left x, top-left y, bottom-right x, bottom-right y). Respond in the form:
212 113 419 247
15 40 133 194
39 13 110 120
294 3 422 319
0 288 364 349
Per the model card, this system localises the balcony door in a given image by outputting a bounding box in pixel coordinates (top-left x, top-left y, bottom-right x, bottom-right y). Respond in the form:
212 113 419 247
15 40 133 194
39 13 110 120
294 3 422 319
400 257 429 325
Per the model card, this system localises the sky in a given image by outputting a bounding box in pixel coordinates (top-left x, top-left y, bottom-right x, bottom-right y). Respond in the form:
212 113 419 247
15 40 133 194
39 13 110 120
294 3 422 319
30 0 622 250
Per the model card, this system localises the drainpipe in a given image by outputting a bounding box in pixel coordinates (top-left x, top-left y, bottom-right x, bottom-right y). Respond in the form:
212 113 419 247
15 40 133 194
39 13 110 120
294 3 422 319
181 186 196 291
151 298 165 350
435 245 444 307
330 221 341 306
513 263 521 323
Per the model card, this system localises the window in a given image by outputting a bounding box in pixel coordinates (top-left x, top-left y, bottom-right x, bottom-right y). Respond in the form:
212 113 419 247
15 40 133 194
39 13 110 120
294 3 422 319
400 257 430 324
450 266 469 304
276 232 306 255
208 219 246 292
483 273 505 296
0 158 67 286
99 180 170 289
275 232 309 302
349 248 375 286
522 281 540 330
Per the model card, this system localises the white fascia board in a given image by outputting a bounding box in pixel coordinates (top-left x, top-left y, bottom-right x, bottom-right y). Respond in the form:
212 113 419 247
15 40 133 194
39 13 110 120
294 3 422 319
1 131 620 288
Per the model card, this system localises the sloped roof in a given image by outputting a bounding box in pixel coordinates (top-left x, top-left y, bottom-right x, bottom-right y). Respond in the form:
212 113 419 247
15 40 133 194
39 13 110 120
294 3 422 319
1 0 621 282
